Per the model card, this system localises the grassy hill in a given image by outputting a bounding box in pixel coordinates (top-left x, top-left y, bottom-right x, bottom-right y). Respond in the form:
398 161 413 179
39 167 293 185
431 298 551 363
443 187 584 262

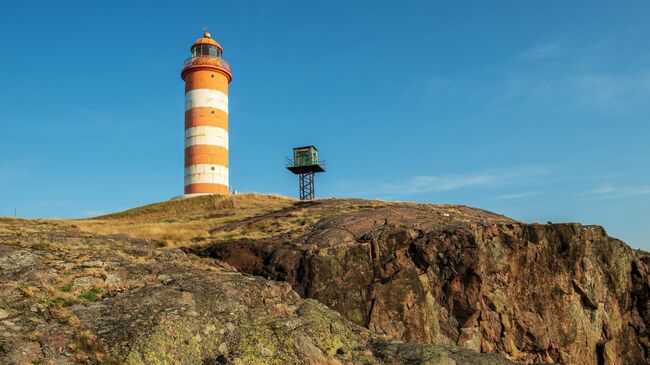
62 193 511 249
67 194 295 247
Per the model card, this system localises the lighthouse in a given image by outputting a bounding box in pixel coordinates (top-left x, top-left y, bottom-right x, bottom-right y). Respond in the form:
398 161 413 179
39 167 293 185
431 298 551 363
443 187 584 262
181 32 232 196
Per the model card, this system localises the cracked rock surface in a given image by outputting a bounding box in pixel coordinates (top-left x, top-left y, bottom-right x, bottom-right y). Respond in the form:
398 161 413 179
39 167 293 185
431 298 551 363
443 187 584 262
192 199 650 365
0 217 515 365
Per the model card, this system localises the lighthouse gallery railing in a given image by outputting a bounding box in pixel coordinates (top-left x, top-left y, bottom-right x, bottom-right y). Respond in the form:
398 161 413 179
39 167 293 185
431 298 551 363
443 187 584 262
183 56 230 71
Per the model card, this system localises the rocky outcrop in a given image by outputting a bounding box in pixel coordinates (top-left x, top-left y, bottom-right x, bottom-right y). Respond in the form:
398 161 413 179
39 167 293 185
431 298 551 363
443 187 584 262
0 218 516 365
194 200 650 365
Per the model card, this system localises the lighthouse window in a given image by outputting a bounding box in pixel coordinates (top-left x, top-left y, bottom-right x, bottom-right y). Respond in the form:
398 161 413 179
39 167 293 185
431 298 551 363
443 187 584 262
192 45 222 58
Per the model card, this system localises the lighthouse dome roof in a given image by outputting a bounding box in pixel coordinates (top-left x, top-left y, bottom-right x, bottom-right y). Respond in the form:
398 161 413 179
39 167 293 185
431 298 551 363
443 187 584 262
193 32 223 51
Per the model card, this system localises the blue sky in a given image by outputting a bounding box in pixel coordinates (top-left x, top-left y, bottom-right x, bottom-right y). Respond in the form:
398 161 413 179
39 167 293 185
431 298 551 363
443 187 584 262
0 1 649 249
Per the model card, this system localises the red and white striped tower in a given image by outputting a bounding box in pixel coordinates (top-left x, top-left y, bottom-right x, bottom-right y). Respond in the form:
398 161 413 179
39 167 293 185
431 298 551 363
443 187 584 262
181 32 232 196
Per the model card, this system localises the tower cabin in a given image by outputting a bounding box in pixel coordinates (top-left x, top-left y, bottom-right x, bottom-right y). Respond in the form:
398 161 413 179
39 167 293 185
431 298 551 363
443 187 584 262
286 146 325 200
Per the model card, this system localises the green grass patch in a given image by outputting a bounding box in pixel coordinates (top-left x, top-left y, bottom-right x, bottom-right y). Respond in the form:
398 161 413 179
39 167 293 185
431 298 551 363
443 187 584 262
79 287 103 301
50 296 76 307
60 282 74 293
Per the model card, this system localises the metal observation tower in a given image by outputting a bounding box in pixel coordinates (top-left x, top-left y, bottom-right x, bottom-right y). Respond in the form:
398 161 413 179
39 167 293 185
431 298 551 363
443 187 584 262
286 146 326 200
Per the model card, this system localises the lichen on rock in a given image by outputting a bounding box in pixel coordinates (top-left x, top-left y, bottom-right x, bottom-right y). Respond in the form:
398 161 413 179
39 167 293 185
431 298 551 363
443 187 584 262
194 199 650 365
0 217 517 364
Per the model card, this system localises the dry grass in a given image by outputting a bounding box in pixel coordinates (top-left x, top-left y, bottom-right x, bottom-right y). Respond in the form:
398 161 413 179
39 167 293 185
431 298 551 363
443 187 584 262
58 194 393 248
49 193 508 250
95 193 293 220
64 194 296 248
205 199 391 244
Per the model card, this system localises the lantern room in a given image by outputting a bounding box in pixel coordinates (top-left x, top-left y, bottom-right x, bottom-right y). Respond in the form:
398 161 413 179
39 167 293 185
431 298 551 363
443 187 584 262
191 33 223 58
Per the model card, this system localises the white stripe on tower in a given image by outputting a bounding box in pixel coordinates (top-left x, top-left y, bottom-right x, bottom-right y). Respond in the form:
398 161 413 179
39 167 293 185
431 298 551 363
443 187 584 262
184 126 229 148
185 89 229 113
184 164 229 186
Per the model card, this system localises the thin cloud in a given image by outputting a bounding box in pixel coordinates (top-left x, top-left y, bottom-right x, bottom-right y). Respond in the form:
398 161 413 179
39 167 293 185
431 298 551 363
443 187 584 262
571 72 650 113
586 183 616 195
491 39 650 115
487 70 650 116
493 191 544 200
81 210 110 217
624 187 650 196
378 166 548 196
585 184 650 199
518 42 564 61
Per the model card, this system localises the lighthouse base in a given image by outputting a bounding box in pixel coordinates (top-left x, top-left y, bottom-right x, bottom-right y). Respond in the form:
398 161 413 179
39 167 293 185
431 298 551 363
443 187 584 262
180 192 229 200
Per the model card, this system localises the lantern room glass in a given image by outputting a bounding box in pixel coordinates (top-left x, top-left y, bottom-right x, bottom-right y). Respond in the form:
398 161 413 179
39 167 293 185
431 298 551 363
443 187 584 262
192 44 222 58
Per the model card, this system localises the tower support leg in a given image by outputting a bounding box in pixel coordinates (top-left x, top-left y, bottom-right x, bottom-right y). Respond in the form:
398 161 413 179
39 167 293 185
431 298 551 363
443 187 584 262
298 172 315 200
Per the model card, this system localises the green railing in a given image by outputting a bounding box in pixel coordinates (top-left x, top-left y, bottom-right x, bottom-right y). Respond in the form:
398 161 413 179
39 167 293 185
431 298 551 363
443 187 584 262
285 157 326 169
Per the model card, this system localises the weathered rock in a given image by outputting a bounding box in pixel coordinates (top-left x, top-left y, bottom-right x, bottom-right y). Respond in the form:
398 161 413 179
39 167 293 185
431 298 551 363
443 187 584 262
0 218 515 365
195 200 650 365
